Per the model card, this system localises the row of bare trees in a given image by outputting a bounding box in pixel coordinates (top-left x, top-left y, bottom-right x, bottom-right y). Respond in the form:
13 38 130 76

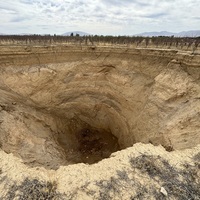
0 35 199 49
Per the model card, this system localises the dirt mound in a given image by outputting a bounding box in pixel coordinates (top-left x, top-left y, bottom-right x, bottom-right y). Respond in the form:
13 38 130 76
0 44 200 199
0 143 199 199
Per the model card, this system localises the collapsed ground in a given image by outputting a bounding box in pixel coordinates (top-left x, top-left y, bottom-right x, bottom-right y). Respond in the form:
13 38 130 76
0 42 200 199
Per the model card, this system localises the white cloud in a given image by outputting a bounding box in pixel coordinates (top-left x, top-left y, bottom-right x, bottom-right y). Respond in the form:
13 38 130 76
0 0 199 35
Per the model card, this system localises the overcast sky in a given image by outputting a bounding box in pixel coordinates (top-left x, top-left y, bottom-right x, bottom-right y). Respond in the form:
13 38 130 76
0 0 199 35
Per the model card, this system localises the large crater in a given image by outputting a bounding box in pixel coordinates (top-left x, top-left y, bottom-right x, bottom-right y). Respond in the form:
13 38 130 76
0 46 200 169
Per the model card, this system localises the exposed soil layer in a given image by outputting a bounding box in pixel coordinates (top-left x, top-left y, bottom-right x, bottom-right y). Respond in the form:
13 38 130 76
0 45 200 169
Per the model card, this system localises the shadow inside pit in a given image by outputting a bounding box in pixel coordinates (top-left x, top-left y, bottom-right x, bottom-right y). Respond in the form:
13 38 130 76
58 127 120 165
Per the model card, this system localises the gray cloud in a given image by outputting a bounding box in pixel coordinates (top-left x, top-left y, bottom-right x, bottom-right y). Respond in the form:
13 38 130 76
0 0 199 35
101 0 150 8
10 16 27 22
19 0 34 5
144 12 168 19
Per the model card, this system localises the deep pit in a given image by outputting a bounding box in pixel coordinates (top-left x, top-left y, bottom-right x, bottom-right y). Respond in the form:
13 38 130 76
0 45 200 169
59 127 120 164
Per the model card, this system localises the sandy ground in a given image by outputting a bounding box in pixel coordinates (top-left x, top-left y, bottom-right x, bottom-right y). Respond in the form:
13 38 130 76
0 44 199 199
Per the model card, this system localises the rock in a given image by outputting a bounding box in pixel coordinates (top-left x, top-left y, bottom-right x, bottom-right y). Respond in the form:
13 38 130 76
160 187 168 196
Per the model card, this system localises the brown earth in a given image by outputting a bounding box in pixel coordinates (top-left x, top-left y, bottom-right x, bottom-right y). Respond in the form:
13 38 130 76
0 44 200 199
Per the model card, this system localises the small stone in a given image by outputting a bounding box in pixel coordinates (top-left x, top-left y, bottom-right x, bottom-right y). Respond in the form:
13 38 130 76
102 181 107 187
160 187 168 196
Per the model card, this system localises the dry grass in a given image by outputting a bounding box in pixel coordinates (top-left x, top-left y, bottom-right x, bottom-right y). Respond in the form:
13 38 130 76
5 178 64 200
130 155 200 200
2 153 199 199
59 153 200 199
194 152 200 162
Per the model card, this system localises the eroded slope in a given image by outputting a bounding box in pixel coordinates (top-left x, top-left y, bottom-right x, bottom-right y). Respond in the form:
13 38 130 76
0 45 200 199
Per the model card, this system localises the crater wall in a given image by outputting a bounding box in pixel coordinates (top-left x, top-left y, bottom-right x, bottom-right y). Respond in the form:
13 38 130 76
0 46 200 169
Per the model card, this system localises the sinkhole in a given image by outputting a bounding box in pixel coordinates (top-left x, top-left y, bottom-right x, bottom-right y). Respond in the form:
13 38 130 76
58 127 120 165
0 47 200 170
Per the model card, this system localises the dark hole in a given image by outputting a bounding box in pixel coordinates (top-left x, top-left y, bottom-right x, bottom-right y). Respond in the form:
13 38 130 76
58 127 120 165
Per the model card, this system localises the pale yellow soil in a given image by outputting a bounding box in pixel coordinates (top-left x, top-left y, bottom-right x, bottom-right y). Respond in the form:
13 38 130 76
0 44 199 199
